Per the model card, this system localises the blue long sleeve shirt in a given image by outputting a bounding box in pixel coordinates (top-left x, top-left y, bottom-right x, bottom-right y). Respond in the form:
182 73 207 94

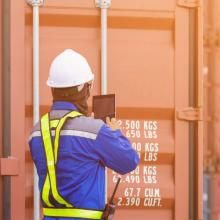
29 101 140 220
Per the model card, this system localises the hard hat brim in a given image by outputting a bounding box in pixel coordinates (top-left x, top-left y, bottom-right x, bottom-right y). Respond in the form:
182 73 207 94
46 74 94 88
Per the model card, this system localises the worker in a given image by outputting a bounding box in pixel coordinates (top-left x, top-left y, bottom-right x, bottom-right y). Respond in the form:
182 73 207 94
29 49 140 220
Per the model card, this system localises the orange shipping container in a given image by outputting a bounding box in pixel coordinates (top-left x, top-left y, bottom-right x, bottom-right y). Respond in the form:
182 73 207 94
203 0 220 219
0 0 203 220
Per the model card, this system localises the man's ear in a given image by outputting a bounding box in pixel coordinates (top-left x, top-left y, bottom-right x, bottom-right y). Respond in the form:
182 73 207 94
77 84 84 92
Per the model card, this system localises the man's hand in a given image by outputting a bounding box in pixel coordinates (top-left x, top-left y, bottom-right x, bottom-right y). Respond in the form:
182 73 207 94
106 117 121 131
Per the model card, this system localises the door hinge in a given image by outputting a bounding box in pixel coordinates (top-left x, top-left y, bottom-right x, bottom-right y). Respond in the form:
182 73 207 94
0 157 19 176
177 107 203 121
26 0 44 7
178 0 201 8
95 0 111 9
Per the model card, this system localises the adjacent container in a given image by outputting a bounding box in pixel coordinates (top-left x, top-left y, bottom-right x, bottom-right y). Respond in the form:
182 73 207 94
204 0 220 219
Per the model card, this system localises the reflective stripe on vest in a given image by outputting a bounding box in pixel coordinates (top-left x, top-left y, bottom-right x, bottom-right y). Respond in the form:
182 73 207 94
50 119 59 128
41 113 72 207
41 120 60 206
41 111 82 207
41 111 103 219
43 208 103 219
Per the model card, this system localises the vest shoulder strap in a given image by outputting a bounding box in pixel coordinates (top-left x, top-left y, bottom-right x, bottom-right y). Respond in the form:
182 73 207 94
40 111 82 208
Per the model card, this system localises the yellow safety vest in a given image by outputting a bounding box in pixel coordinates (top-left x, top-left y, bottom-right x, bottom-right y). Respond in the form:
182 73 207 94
40 111 103 219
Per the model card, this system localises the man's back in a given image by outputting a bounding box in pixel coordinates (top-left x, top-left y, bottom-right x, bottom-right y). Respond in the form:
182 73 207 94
29 101 140 220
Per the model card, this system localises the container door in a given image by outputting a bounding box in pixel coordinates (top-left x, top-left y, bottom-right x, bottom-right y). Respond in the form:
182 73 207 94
106 1 203 220
24 1 203 220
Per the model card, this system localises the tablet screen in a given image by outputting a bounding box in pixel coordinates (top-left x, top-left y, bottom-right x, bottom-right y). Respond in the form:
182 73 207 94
92 94 115 123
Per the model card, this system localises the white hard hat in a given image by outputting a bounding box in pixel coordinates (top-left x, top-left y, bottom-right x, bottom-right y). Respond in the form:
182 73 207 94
47 49 94 88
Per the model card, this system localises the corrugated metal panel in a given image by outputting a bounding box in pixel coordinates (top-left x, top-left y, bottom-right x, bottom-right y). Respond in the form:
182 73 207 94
23 1 203 220
0 0 3 218
195 5 204 220
204 0 220 219
203 0 220 168
0 1 26 220
9 1 26 220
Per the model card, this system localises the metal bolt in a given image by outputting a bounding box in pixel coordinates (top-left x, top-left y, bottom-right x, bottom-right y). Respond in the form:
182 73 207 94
95 0 111 9
26 0 44 6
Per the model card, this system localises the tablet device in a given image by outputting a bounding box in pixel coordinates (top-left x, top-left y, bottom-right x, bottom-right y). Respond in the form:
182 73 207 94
92 94 115 123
